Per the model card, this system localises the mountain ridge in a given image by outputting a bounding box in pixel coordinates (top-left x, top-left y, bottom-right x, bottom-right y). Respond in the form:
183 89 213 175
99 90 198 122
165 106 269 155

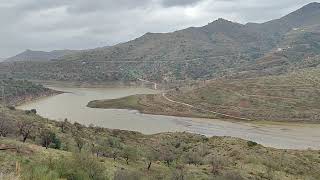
2 2 320 82
5 49 80 62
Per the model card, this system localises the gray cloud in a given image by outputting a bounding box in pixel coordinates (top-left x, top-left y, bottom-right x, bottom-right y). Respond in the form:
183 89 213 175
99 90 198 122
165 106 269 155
161 0 204 7
0 0 317 57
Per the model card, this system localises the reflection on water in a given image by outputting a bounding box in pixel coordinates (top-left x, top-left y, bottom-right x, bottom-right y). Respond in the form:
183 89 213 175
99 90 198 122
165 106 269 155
18 86 320 150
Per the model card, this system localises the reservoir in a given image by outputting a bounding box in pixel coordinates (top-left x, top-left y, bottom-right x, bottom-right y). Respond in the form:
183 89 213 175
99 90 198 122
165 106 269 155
18 86 320 150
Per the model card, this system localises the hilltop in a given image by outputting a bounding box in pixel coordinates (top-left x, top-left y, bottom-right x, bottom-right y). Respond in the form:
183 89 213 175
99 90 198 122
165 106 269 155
5 49 79 62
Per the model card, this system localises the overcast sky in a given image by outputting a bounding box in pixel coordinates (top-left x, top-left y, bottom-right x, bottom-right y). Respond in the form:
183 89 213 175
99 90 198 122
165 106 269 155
0 0 318 57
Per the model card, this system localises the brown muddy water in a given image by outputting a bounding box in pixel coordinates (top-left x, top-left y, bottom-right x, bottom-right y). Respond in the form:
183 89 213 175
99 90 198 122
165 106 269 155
17 86 320 150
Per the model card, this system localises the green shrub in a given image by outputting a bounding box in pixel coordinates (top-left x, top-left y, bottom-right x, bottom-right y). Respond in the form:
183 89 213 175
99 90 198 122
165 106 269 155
7 106 15 110
247 141 258 147
114 169 142 180
21 153 109 180
21 164 59 180
30 109 37 114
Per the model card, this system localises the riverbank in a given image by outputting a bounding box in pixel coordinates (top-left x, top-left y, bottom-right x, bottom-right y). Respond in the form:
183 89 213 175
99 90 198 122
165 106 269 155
10 89 63 107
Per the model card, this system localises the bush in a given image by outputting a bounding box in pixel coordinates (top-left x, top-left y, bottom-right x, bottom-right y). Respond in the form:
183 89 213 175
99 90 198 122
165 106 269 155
7 106 15 110
25 110 32 115
184 151 203 165
247 141 258 147
21 153 109 180
30 109 37 114
211 171 244 180
114 169 142 180
21 164 60 180
68 153 109 180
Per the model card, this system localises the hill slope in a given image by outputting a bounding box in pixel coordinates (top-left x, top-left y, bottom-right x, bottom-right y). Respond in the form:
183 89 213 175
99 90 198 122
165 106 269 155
1 105 320 180
5 49 79 62
88 68 320 122
1 3 320 82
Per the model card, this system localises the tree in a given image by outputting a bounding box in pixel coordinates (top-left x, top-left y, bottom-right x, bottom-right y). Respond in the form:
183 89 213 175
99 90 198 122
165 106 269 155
121 146 139 165
74 135 85 152
111 148 121 161
40 129 61 149
17 120 34 143
91 144 105 157
143 147 160 170
208 155 224 175
160 146 176 167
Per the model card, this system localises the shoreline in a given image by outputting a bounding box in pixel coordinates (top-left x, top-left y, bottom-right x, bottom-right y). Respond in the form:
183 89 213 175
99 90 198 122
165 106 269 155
12 90 63 107
89 104 320 126
30 80 162 89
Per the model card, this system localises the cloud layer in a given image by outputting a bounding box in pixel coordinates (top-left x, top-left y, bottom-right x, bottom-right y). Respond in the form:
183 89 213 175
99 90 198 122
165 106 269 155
0 0 316 57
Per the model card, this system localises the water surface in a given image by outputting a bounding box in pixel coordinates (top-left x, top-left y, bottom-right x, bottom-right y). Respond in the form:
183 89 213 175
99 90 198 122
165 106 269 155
18 86 320 150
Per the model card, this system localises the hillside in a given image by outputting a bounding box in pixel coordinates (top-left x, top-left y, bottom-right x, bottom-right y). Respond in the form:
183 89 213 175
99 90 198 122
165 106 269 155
5 49 79 62
1 105 320 179
88 68 320 122
0 79 60 106
1 3 320 82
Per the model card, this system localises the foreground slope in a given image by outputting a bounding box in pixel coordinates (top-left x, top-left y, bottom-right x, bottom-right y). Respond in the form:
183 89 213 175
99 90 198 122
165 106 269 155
1 106 320 180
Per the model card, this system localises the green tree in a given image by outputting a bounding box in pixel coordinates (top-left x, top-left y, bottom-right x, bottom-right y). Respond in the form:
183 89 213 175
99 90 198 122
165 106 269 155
121 146 139 165
40 129 61 149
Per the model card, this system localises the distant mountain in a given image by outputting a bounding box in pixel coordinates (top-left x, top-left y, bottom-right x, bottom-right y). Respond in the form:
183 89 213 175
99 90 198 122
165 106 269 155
1 2 320 82
5 49 79 62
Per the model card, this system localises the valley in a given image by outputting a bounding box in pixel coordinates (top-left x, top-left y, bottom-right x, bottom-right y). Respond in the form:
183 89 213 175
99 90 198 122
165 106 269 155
1 2 320 180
